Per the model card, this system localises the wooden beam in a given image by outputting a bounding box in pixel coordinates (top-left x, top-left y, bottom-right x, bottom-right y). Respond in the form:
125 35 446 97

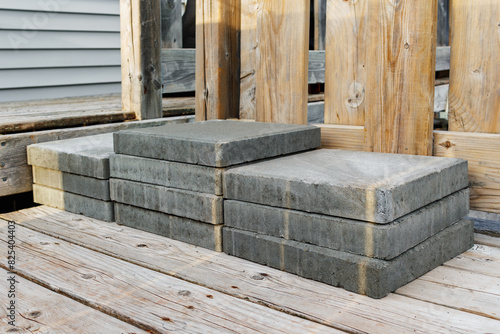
314 0 327 50
121 0 163 120
255 0 310 124
448 0 500 133
315 124 364 151
324 0 437 156
434 131 500 214
161 0 183 48
162 48 196 93
437 0 450 46
195 0 241 121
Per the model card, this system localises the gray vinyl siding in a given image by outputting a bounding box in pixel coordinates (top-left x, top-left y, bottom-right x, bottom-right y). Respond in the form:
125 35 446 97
0 0 121 103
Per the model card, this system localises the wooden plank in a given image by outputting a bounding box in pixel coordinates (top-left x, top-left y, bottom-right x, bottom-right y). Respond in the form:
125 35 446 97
0 219 342 334
436 46 450 71
314 0 326 50
475 234 500 249
195 0 240 121
0 116 193 197
0 268 147 333
0 9 120 32
6 206 500 334
434 131 500 214
255 0 309 124
434 84 449 112
448 0 500 133
396 265 500 320
162 96 195 116
445 244 500 279
315 124 364 151
0 31 119 50
437 0 449 46
324 0 437 155
239 0 260 120
162 48 195 93
161 0 183 48
0 0 120 15
120 0 162 120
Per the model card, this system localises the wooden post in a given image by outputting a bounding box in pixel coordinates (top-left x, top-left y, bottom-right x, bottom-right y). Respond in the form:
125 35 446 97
195 0 241 121
255 0 310 124
437 0 449 46
161 0 183 48
448 0 499 133
324 0 437 155
121 0 163 120
314 0 326 50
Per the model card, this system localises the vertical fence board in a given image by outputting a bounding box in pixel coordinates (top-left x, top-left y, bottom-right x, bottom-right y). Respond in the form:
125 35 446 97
448 0 500 133
314 0 327 50
255 0 310 124
161 0 183 48
195 0 241 121
121 0 163 120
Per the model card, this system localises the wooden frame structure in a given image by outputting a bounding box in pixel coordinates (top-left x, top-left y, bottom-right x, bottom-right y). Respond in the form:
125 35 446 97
121 0 499 214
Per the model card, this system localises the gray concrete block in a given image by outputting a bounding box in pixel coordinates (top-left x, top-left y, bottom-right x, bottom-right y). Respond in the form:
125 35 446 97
110 154 224 195
114 120 321 167
33 166 110 200
224 149 468 223
225 189 469 260
33 184 114 222
28 133 113 179
110 178 223 224
223 219 474 299
115 203 223 252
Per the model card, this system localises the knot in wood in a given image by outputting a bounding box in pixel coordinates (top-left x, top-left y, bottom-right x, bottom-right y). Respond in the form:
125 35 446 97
345 82 365 109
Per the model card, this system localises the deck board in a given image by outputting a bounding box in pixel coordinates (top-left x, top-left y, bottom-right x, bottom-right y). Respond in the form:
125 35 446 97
2 206 499 334
0 268 147 333
0 216 341 334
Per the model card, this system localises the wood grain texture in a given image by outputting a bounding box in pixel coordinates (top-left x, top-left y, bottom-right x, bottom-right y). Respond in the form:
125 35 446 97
4 206 500 334
195 0 240 121
448 0 500 133
0 219 341 334
161 0 183 48
121 0 163 120
445 243 500 278
162 48 196 93
0 268 147 333
324 0 437 155
255 0 309 124
314 0 327 50
437 0 450 46
434 131 500 214
315 124 364 151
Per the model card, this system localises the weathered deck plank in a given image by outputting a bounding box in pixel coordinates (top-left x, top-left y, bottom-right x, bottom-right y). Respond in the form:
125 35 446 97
2 206 499 334
0 216 341 334
0 268 147 333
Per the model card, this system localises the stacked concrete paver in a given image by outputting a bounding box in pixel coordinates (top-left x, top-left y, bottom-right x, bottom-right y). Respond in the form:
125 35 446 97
110 120 321 252
27 134 115 221
223 149 474 298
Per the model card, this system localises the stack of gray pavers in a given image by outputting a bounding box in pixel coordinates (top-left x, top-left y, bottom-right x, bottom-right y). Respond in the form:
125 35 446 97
110 120 321 252
27 134 115 221
223 149 474 298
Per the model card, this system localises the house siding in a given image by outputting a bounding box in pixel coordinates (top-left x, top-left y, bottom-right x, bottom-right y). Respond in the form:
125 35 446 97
0 0 121 102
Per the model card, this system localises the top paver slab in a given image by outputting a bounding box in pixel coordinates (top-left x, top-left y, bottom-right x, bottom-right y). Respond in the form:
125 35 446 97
27 133 113 179
223 149 468 223
113 120 321 167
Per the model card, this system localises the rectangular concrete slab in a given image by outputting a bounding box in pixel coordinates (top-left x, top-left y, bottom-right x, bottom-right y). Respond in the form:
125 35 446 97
113 120 321 167
224 188 469 260
28 133 113 179
224 149 468 223
110 178 223 224
110 154 224 195
115 203 223 252
33 166 110 200
33 184 114 222
223 219 474 299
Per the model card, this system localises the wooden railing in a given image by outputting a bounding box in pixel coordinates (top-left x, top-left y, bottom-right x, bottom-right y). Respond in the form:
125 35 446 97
121 0 499 214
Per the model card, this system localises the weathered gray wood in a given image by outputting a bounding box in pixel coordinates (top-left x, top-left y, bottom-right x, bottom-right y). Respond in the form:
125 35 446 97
161 0 183 48
121 0 162 120
437 0 449 46
0 268 147 334
162 49 195 93
436 46 450 71
314 0 327 50
0 116 193 197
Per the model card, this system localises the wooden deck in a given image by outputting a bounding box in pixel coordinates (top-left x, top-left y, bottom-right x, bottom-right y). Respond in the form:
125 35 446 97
1 206 499 333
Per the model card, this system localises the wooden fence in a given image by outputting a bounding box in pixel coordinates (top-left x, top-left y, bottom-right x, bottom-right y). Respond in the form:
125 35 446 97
121 0 499 214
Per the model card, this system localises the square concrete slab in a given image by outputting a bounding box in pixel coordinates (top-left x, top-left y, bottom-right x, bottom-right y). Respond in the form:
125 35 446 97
224 149 468 223
115 203 223 252
28 133 113 179
110 178 223 224
113 120 321 167
33 166 110 201
223 219 474 299
224 188 469 260
110 154 224 195
33 184 114 222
